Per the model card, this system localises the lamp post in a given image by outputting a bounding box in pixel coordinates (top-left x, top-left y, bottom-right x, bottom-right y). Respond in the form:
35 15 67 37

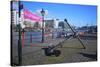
41 8 45 43
17 1 23 65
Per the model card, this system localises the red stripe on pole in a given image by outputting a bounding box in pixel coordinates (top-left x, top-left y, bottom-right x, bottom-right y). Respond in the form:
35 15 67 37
22 32 24 48
30 33 32 43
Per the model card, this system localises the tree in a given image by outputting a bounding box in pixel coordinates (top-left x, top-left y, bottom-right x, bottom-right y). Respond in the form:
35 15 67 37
33 22 41 28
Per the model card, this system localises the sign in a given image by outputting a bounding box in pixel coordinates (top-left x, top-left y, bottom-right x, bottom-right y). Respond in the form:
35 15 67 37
24 9 42 22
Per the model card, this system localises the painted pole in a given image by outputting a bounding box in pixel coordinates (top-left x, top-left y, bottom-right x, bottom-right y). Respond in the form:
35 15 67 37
22 31 24 48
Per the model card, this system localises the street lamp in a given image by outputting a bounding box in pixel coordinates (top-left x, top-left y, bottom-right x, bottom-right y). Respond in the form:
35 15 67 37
17 1 23 65
41 8 45 43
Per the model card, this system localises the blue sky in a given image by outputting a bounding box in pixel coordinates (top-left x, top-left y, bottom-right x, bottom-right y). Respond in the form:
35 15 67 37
15 1 97 27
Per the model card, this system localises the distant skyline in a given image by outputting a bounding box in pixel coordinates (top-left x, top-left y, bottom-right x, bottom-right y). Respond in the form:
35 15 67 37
13 1 97 27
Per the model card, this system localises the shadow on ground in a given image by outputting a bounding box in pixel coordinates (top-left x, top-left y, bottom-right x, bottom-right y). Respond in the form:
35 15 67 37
78 52 97 60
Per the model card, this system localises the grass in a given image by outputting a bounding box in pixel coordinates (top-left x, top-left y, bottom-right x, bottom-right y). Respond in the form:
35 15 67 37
41 39 83 64
21 38 84 65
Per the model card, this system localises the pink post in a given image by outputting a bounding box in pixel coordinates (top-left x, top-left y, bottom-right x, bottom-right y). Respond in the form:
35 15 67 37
30 33 32 44
22 32 24 48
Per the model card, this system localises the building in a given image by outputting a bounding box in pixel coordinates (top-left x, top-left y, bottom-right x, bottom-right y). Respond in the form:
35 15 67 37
11 9 19 29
